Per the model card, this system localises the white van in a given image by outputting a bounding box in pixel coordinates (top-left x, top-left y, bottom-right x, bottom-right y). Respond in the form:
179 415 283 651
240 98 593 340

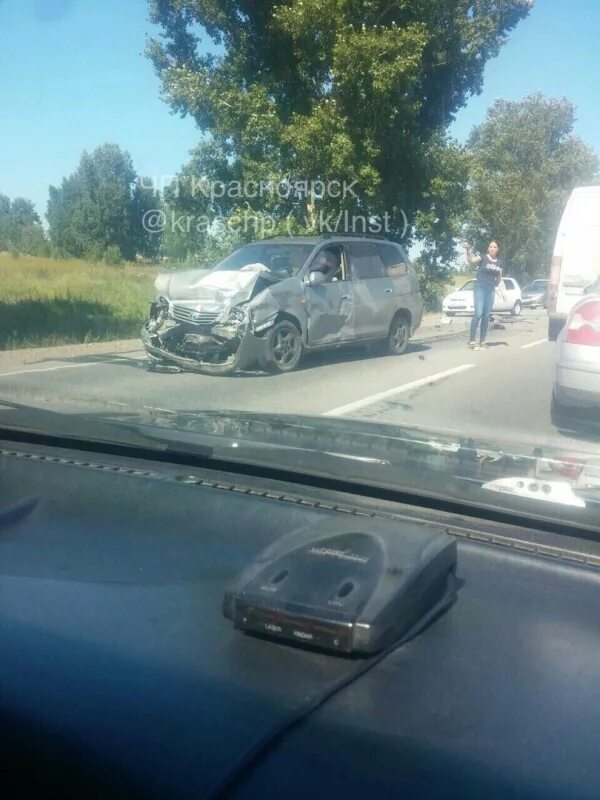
548 186 600 340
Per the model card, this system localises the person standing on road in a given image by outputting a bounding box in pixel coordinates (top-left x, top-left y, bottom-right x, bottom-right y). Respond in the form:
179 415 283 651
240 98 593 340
463 240 503 350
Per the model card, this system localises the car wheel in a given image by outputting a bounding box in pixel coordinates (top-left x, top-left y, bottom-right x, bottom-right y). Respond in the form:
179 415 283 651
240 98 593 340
387 314 410 356
266 321 303 373
548 317 563 342
511 300 522 316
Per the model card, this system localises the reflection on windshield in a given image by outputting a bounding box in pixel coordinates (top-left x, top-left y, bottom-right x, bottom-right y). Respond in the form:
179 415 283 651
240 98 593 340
1 1 600 525
217 244 314 276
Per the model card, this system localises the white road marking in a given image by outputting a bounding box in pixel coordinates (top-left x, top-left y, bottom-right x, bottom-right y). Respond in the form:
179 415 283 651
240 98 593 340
520 338 548 350
0 359 121 379
323 364 475 417
143 405 177 414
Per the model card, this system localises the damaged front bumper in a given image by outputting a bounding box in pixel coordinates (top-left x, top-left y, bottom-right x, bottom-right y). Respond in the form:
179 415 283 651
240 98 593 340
141 308 271 376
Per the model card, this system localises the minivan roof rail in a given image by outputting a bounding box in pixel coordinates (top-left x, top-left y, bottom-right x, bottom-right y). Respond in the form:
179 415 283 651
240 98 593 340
318 232 390 241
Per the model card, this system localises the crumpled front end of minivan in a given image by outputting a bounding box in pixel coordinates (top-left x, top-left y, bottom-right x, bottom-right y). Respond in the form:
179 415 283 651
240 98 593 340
141 300 269 375
141 264 286 375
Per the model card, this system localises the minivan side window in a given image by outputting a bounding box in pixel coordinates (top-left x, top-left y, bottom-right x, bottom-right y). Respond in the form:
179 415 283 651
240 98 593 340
307 245 347 281
504 279 515 290
378 243 408 277
348 242 386 280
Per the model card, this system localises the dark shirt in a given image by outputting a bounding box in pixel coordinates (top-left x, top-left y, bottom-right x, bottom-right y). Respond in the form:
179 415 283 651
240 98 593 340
476 254 502 287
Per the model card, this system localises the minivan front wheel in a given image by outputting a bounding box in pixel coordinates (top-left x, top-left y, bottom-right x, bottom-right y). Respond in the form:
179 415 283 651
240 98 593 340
511 300 522 316
387 315 410 356
266 321 303 373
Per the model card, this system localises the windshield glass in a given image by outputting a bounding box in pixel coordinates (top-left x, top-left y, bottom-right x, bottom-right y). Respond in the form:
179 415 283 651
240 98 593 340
1 1 599 530
216 243 314 276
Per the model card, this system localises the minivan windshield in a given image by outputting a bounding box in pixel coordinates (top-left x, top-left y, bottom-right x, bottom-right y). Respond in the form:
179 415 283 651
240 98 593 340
216 243 314 276
1 1 599 528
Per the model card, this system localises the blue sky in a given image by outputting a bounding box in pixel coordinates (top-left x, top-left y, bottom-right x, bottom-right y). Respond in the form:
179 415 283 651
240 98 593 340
1 0 599 219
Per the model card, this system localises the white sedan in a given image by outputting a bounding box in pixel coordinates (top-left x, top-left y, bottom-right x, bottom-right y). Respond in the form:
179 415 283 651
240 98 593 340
443 278 523 317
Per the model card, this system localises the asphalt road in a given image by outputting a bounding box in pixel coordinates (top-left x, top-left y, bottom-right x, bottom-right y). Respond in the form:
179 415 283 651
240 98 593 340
1 309 597 454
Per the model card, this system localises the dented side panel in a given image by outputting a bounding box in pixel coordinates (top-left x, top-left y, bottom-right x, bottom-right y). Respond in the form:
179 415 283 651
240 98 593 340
250 278 309 339
303 282 355 346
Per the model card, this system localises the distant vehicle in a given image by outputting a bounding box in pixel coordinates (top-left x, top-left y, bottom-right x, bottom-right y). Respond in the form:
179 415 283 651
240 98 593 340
522 279 549 308
142 236 424 375
442 277 522 317
551 295 600 425
547 186 600 341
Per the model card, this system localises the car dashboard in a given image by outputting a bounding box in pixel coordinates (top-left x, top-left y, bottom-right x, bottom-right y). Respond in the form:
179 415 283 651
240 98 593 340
2 436 600 799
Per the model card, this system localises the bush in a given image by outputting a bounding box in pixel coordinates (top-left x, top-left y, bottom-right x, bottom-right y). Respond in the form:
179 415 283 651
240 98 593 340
50 245 71 260
20 223 51 257
83 242 105 262
103 244 123 266
414 258 454 312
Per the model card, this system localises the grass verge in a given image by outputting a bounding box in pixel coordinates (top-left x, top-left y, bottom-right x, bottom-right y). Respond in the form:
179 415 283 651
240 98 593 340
0 253 158 349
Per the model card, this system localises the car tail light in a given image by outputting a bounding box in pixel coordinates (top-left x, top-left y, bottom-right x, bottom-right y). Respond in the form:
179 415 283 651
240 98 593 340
547 255 561 312
565 299 600 346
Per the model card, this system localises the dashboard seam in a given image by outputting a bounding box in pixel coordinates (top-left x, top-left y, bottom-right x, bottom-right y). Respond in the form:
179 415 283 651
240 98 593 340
2 446 599 571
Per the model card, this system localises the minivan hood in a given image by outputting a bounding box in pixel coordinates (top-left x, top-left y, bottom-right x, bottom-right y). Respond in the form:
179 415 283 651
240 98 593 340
154 265 280 304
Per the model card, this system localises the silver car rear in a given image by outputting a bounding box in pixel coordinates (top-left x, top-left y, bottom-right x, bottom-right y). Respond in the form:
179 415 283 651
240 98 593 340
553 296 600 414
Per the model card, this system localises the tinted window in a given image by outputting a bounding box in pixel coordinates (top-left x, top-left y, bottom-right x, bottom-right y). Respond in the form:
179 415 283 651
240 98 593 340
378 243 408 276
460 280 476 291
348 242 386 280
504 279 515 290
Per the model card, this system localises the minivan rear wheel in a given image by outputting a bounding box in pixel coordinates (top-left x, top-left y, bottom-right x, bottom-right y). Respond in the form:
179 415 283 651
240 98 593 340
511 300 522 316
387 315 410 356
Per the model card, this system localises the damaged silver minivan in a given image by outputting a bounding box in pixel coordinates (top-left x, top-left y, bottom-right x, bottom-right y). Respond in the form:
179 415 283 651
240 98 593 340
142 236 423 375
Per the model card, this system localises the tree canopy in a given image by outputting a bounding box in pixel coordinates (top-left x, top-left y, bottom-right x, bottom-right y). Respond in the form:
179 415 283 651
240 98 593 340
47 143 159 261
0 194 48 256
465 93 598 279
148 0 532 259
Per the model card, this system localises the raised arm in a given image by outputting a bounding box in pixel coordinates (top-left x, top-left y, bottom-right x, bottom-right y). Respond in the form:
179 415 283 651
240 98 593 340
462 242 481 267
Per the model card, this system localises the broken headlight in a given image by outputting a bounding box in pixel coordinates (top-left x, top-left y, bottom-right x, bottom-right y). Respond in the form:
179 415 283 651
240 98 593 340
228 304 250 325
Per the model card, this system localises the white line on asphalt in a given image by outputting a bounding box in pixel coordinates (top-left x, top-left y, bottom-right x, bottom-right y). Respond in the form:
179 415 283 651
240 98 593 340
323 364 475 417
520 338 548 350
143 405 177 414
0 359 121 379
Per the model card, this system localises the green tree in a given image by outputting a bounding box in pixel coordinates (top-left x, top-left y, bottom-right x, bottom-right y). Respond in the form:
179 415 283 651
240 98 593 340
465 94 599 279
132 177 163 261
0 194 48 256
0 194 10 218
47 144 160 261
104 244 123 266
10 197 40 226
147 0 531 256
